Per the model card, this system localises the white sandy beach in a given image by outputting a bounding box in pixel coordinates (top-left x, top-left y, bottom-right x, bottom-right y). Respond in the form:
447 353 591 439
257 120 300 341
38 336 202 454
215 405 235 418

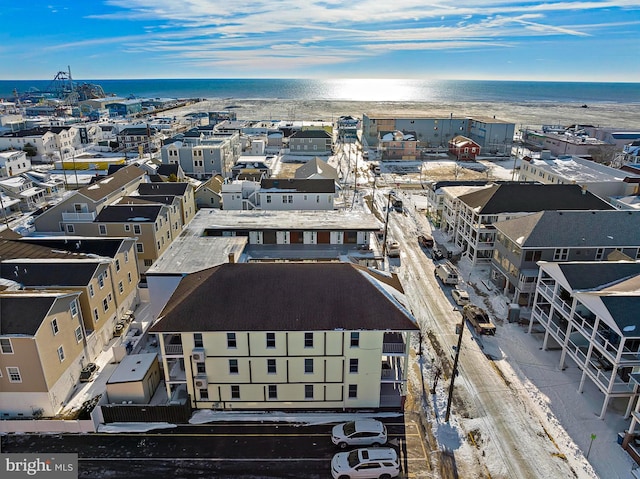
194 98 639 129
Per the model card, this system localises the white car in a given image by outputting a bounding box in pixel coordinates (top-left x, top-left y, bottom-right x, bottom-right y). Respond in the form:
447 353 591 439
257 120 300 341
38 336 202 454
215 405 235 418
452 288 470 306
332 419 387 449
331 447 399 479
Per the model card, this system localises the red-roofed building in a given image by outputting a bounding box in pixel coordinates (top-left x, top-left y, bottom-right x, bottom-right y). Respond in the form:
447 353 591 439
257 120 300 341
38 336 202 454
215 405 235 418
449 135 481 161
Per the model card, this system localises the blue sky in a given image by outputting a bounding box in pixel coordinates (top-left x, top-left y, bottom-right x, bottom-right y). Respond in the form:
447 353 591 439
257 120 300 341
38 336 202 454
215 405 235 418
1 1 639 81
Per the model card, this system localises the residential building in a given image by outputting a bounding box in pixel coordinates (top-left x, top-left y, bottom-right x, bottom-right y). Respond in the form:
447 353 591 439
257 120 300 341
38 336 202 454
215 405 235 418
116 126 160 153
521 126 617 162
423 180 489 227
449 183 614 265
33 164 146 233
0 175 46 212
230 156 271 179
378 131 418 160
222 178 336 211
294 157 339 181
529 261 640 419
195 175 224 209
448 135 481 161
137 182 196 226
288 130 333 156
0 291 85 417
491 210 640 306
0 126 80 162
518 152 640 200
105 99 143 117
0 150 31 177
149 262 418 410
361 114 514 152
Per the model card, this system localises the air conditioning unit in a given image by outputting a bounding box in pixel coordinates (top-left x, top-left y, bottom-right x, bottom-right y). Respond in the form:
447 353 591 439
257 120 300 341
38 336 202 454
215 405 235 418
192 348 206 362
194 376 208 388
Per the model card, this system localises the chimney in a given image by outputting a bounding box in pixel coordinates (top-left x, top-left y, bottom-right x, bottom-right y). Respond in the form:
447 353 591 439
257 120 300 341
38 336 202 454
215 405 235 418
228 253 235 264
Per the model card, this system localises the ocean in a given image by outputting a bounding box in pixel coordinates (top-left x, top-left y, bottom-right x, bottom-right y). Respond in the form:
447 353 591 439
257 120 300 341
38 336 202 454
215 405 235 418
0 78 638 104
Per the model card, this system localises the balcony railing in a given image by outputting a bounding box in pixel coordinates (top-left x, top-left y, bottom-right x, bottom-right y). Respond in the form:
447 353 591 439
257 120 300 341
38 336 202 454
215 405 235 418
164 343 184 355
62 211 96 222
383 332 406 354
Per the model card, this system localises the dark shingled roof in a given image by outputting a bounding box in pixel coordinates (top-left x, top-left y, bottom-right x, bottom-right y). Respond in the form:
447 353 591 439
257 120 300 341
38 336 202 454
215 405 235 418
458 183 614 214
95 204 163 223
0 296 57 335
138 182 189 196
601 296 640 337
156 164 179 177
558 262 640 291
120 195 177 206
260 178 336 193
150 263 418 333
0 240 75 260
290 129 332 139
18 237 126 258
1 260 101 287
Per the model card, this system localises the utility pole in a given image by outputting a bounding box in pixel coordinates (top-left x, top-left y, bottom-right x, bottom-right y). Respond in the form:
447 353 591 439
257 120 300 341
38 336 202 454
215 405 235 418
445 320 465 422
382 192 392 257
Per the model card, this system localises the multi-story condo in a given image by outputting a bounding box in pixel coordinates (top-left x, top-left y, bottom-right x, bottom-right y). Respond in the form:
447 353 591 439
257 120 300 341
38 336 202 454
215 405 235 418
288 130 333 156
137 182 196 226
529 261 640 419
492 210 640 306
149 262 418 410
449 183 614 265
0 150 31 177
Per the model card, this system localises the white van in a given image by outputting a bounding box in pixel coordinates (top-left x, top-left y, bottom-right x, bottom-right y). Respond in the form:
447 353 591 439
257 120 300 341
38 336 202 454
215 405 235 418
434 263 459 285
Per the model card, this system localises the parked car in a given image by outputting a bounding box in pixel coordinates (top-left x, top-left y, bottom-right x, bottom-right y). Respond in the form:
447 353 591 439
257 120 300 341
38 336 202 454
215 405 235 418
463 304 497 335
386 241 400 258
331 447 399 479
432 249 444 260
418 234 434 248
434 263 459 285
451 288 470 306
331 419 388 449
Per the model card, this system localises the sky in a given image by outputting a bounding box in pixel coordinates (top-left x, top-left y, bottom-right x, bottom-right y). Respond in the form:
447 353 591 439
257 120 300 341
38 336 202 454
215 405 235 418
1 1 639 81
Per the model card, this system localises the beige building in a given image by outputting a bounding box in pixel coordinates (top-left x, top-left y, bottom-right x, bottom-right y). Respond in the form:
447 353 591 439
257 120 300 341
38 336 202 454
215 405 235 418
150 262 418 410
106 353 161 404
0 291 86 417
33 164 146 233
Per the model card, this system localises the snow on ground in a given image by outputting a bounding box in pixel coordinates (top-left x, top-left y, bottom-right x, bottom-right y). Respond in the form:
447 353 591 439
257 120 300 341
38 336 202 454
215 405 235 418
190 410 403 426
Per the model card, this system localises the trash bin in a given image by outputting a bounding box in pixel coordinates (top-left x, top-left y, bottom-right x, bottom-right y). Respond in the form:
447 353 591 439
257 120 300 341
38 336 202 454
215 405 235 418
508 304 521 323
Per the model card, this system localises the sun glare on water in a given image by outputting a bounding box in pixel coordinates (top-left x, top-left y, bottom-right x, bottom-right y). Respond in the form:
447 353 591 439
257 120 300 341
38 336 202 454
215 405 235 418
321 78 436 102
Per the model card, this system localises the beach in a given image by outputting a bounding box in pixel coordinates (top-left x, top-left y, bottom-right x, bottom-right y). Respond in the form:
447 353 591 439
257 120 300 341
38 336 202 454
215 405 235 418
191 98 639 129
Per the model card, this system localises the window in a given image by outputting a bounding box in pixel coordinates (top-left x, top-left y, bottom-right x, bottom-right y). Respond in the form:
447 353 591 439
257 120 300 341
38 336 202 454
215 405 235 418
118 281 124 294
124 251 129 263
51 318 59 335
1 338 14 354
349 358 359 373
267 359 276 374
115 259 121 272
348 384 358 399
93 308 99 322
70 300 78 316
266 195 272 204
7 367 21 382
266 332 276 348
350 332 360 347
57 345 65 362
268 385 277 399
524 251 542 262
128 272 132 283
229 359 239 374
553 248 569 261
134 225 141 234
102 298 109 312
199 388 209 400
305 384 314 399
196 362 206 374
231 385 240 399
66 224 75 233
194 333 203 347
89 284 95 297
75 326 83 343
99 224 107 235
144 259 153 267
595 248 605 260
125 224 131 232
98 275 105 289
304 332 313 348
304 358 313 374
227 332 237 348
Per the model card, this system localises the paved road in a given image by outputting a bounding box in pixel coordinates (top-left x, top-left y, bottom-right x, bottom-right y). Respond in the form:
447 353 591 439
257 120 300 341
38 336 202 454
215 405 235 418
1 420 429 479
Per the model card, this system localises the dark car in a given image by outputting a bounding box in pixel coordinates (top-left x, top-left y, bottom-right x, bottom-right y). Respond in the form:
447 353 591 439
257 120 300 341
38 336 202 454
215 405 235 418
432 249 444 260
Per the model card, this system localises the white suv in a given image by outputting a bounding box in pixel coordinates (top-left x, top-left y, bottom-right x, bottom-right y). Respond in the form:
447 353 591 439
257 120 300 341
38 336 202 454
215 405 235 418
331 447 399 479
331 419 387 449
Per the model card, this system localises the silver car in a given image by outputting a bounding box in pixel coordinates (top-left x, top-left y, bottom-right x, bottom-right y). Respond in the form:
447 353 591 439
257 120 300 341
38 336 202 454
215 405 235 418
331 419 388 449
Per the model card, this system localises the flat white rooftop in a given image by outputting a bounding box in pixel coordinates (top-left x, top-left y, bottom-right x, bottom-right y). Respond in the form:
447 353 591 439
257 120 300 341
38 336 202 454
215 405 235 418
529 156 640 183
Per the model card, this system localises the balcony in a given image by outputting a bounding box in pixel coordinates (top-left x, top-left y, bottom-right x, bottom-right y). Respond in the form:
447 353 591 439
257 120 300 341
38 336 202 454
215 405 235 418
163 334 184 356
382 332 406 354
62 211 96 222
